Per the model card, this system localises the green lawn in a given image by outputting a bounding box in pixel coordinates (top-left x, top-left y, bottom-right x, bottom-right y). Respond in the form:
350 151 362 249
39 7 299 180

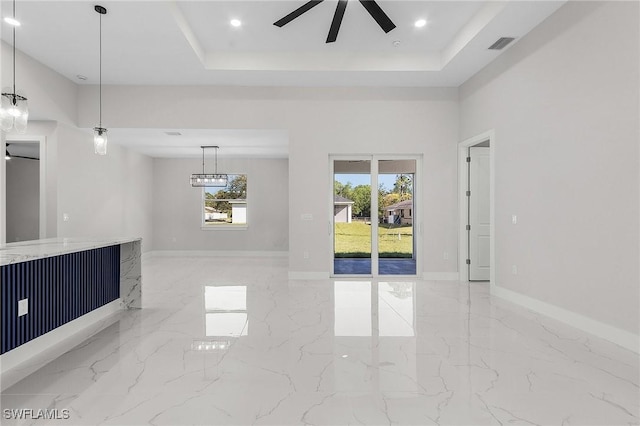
334 222 413 258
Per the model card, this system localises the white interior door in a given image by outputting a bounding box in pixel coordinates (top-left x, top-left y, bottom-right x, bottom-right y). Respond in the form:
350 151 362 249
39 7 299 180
469 146 490 281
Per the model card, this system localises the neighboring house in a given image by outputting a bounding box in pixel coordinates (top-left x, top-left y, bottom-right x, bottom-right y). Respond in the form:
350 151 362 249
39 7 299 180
204 206 228 222
334 195 354 223
229 200 247 224
386 200 413 225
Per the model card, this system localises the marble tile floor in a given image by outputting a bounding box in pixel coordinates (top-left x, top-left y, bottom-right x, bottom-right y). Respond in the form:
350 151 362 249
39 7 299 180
333 258 417 275
1 256 638 425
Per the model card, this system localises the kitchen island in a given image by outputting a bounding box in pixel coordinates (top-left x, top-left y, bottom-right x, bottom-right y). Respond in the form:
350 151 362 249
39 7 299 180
0 237 142 389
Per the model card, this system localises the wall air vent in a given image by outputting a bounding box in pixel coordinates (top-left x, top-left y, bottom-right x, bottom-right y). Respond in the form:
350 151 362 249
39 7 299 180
165 131 182 136
488 37 515 50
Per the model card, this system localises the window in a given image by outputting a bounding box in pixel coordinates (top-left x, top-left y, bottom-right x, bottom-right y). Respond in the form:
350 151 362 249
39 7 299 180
203 174 247 228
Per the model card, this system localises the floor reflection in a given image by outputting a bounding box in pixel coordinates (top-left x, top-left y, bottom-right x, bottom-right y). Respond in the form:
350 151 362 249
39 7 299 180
204 285 248 337
334 281 415 337
334 281 418 392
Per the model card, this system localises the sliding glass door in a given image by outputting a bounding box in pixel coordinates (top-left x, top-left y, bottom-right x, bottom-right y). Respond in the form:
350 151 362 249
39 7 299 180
377 160 416 275
332 156 418 276
333 160 372 275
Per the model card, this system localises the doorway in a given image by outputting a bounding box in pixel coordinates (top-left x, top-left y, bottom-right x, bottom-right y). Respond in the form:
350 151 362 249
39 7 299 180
331 156 419 277
4 137 46 243
458 132 494 283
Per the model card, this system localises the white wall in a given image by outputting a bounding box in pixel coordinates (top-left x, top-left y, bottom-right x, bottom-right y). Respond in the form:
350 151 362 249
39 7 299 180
76 86 460 275
459 2 639 335
56 123 154 251
1 41 77 125
6 156 39 242
1 43 155 251
152 157 288 252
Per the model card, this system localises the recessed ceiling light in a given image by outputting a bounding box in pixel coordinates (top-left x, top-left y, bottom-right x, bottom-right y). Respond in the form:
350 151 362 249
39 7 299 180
414 19 427 28
393 40 401 47
4 16 20 26
76 74 88 81
230 19 242 28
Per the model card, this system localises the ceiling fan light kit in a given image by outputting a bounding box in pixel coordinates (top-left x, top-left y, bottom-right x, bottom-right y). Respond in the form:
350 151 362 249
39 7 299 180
274 0 396 43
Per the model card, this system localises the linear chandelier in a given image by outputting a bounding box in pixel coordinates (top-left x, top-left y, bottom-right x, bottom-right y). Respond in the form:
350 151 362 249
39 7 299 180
190 146 228 187
93 5 108 155
0 0 28 134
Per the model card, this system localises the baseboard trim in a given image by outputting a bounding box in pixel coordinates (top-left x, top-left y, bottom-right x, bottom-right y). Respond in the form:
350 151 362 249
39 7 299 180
141 251 153 262
423 272 460 281
491 284 639 354
149 250 288 258
288 271 459 281
0 300 123 391
288 271 330 280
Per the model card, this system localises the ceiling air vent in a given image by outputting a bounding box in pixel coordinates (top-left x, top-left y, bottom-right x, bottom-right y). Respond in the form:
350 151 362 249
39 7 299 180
488 37 515 50
165 131 182 136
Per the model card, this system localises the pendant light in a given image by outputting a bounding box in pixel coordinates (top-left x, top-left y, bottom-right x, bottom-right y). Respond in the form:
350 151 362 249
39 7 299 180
190 146 228 187
93 5 108 155
0 0 28 134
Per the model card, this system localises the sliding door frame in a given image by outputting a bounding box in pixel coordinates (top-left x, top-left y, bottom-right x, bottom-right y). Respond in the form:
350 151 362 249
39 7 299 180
329 154 422 278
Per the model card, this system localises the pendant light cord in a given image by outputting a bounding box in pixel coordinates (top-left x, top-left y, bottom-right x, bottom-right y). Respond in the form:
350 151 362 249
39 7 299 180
99 11 102 128
214 147 218 174
12 0 16 98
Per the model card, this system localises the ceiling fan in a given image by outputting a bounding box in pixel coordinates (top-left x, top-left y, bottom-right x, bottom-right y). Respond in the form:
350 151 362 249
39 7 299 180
274 0 396 43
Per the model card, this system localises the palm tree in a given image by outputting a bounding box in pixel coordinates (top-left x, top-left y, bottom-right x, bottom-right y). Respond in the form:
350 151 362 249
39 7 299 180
393 174 412 199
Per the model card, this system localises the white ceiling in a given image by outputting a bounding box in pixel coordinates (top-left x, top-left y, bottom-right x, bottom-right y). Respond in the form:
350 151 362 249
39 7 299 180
1 0 566 157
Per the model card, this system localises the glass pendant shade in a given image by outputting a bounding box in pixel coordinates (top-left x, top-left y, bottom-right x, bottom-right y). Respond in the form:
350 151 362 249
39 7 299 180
94 127 108 155
0 90 28 134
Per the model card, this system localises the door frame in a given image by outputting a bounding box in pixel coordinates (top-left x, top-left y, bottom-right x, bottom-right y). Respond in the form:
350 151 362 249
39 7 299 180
330 154 422 278
458 131 495 283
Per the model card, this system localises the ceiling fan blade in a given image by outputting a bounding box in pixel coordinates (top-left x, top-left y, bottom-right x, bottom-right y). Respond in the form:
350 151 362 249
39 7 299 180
274 0 324 27
358 0 396 33
326 0 348 43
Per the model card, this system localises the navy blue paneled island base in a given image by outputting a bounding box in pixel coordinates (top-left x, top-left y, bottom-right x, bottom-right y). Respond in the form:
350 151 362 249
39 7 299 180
0 237 142 389
1 245 120 354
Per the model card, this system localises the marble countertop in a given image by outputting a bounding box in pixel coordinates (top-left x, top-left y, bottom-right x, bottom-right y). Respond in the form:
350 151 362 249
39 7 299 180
0 237 142 266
